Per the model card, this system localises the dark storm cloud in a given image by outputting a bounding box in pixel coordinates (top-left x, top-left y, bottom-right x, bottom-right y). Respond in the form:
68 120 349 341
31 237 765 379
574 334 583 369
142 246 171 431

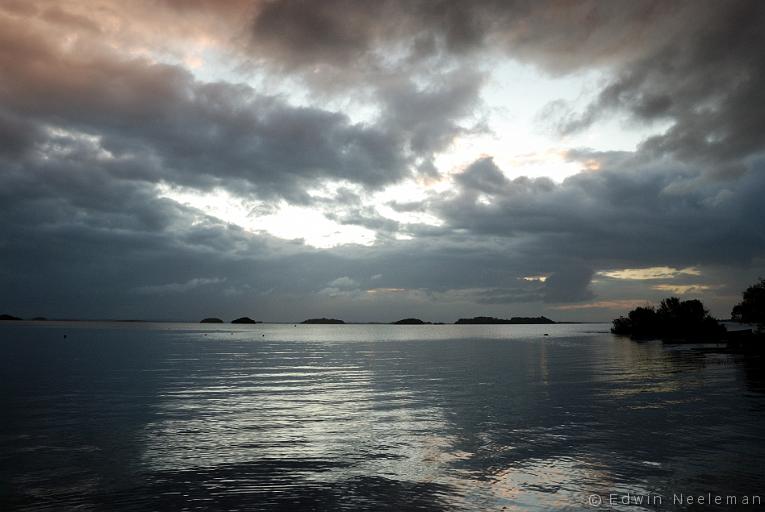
246 0 678 73
0 110 40 158
376 68 487 163
0 143 305 320
429 155 765 293
540 1 765 174
473 284 544 306
542 267 595 304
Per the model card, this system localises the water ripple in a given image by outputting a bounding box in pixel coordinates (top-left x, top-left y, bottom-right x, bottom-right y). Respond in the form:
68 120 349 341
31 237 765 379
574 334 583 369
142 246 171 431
2 323 764 510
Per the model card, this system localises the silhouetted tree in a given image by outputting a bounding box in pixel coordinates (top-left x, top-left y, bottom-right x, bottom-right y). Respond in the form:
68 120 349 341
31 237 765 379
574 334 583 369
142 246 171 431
611 306 661 336
629 306 660 337
732 278 765 324
611 315 631 335
731 279 765 334
612 297 724 340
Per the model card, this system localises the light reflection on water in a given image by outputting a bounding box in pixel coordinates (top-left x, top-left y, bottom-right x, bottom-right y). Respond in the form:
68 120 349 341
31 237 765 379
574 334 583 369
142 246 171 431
1 322 764 511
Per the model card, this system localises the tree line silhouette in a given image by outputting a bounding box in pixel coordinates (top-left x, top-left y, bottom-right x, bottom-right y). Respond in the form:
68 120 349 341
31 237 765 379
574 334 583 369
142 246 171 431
612 278 764 341
731 278 765 326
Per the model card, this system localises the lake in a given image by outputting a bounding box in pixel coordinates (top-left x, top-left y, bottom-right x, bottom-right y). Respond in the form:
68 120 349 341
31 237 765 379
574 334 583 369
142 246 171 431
1 322 764 510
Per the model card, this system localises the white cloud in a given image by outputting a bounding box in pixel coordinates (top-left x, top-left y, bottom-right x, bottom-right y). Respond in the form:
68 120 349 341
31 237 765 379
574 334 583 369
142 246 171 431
133 277 226 295
598 267 701 281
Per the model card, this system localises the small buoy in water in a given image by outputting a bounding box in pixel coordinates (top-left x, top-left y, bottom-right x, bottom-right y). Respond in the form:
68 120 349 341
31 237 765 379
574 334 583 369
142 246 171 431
543 333 549 336
63 334 67 338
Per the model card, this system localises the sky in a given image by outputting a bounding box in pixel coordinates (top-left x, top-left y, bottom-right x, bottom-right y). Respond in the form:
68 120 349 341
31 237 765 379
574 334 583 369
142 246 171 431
1 0 764 322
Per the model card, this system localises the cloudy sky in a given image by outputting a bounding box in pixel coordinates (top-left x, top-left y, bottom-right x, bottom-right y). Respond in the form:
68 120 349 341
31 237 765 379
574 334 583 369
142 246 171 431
1 0 764 322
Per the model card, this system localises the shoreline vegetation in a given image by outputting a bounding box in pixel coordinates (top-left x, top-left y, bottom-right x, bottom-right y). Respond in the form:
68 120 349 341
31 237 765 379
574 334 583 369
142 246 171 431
611 297 726 342
611 279 764 348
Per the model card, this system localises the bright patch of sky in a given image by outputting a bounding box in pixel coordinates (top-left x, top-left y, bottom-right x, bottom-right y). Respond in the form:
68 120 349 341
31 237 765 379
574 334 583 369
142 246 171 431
599 266 702 280
157 184 376 248
436 60 672 182
652 283 718 295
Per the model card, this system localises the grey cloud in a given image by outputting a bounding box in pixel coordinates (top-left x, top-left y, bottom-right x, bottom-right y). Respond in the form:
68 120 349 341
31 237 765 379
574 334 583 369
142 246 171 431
326 276 358 289
473 283 545 305
454 157 510 193
388 200 426 213
133 277 227 295
563 149 635 169
376 68 487 157
0 110 40 158
551 1 765 173
250 0 387 69
542 267 595 304
0 13 409 203
326 207 400 235
439 155 765 269
245 1 682 74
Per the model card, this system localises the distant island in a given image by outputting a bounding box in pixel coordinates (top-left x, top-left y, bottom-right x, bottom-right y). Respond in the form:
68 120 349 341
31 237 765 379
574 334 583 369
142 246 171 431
455 316 555 324
200 317 224 323
392 318 431 325
231 317 261 324
302 318 345 324
0 314 22 321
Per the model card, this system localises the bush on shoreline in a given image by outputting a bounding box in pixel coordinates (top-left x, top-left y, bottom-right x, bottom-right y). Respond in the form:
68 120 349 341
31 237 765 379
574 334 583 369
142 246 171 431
731 278 765 330
611 297 725 341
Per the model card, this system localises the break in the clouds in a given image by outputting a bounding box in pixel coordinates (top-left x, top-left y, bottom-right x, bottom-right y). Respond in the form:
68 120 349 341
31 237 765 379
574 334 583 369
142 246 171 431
1 0 764 322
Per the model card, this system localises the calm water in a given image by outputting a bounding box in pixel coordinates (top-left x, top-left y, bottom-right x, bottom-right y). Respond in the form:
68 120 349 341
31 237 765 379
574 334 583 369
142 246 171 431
2 322 764 511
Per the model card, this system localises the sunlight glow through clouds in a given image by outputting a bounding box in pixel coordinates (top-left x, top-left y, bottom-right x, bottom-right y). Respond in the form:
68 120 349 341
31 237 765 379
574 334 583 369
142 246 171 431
157 184 376 248
552 299 651 311
431 60 674 182
522 275 549 282
157 179 447 248
651 284 719 295
157 175 460 248
599 266 701 280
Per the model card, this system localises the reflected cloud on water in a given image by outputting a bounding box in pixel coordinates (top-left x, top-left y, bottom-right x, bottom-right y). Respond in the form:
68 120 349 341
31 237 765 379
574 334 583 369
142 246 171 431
2 323 764 510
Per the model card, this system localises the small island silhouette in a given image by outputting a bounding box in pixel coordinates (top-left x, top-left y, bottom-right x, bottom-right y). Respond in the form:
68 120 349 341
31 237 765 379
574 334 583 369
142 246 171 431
200 317 224 323
392 318 431 325
455 316 555 324
231 317 261 324
302 318 345 324
0 314 22 321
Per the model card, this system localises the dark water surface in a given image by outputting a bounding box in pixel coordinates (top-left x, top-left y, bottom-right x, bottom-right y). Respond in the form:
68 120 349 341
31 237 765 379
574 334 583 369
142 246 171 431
2 322 764 511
